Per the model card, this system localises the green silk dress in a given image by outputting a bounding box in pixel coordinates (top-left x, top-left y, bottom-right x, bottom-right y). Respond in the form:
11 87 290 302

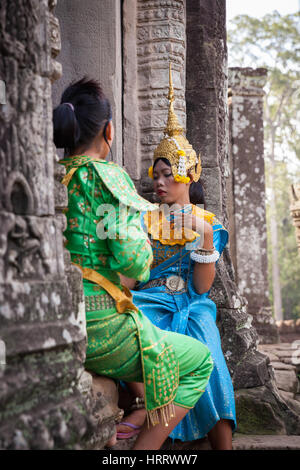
59 155 213 426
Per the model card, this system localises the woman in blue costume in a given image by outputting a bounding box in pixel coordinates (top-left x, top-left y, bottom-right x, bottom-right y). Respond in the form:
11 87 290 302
118 66 236 449
131 192 236 449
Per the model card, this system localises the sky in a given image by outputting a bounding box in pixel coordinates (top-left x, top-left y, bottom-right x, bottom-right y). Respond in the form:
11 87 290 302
226 0 299 22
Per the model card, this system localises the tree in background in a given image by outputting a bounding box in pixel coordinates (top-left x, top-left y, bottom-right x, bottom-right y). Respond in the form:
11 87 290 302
227 11 300 321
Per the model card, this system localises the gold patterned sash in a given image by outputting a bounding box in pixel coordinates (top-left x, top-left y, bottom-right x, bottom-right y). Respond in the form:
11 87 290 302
61 166 78 186
73 263 138 314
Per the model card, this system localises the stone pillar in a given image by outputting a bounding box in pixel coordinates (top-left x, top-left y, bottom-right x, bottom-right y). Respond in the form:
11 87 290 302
52 0 123 165
123 0 186 193
228 67 279 344
290 184 300 256
0 0 93 449
185 0 300 436
186 0 270 388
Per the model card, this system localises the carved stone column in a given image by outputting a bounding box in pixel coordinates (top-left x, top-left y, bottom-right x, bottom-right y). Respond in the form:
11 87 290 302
123 0 186 194
0 0 93 449
228 67 279 344
290 184 300 256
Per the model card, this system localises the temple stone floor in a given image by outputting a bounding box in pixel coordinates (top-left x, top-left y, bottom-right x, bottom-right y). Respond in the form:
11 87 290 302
258 342 300 404
110 434 300 451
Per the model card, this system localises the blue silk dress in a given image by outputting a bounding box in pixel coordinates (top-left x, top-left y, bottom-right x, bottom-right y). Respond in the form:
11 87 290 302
132 207 237 441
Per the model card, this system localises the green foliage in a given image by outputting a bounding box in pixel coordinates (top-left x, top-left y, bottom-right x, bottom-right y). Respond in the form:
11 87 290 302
228 12 300 162
227 11 300 71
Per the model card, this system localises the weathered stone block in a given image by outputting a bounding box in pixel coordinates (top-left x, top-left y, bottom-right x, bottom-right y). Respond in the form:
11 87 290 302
0 213 66 283
270 362 296 371
54 162 68 211
87 373 123 450
252 307 280 345
273 370 299 394
200 167 223 219
210 257 245 309
232 434 300 450
279 390 300 417
228 67 272 337
235 387 286 435
232 350 272 390
0 280 73 327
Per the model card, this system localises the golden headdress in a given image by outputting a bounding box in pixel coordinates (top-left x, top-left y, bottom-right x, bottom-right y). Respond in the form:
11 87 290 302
148 63 202 184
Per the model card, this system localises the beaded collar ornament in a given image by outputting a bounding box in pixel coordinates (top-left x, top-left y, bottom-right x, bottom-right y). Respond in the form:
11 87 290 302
148 63 202 184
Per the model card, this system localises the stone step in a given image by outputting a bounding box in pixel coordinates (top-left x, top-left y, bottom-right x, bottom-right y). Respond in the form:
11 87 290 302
270 361 295 370
232 434 300 450
162 435 300 450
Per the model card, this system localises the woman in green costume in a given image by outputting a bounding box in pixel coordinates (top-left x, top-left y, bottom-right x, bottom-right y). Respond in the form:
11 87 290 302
53 77 213 450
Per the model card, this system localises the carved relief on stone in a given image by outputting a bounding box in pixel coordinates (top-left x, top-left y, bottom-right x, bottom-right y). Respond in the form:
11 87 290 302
228 68 268 97
48 3 62 83
0 4 58 215
136 0 186 193
4 172 35 215
290 184 300 255
0 213 68 282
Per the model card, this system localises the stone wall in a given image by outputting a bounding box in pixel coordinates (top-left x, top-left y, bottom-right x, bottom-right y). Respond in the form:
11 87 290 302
52 0 123 165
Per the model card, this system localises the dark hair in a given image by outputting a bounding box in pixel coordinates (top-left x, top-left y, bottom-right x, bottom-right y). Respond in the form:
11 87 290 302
53 76 112 155
153 158 206 207
189 180 206 207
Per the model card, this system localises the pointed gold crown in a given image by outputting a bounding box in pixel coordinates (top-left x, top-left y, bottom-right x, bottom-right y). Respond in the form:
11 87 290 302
149 63 202 184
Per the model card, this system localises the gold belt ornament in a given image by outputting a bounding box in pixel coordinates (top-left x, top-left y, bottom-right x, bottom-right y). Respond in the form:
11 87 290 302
72 263 138 314
165 275 185 292
140 275 186 293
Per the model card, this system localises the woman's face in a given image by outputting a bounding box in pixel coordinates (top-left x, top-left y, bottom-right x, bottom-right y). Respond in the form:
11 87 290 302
153 159 190 205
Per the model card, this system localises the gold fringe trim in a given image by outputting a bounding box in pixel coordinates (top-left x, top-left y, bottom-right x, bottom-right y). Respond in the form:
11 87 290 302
143 205 216 246
146 402 176 428
143 211 198 246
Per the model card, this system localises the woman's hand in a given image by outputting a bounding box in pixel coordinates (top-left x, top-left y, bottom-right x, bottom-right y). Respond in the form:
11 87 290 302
178 214 214 249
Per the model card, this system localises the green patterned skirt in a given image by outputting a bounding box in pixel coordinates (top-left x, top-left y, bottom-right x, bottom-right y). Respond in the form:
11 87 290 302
84 286 214 426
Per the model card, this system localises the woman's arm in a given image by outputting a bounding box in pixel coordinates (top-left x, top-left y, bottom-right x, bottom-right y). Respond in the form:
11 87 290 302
102 200 153 283
192 221 215 294
119 274 137 289
181 214 215 294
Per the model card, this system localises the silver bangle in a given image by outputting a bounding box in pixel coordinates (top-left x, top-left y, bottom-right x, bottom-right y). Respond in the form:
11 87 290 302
190 249 220 264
